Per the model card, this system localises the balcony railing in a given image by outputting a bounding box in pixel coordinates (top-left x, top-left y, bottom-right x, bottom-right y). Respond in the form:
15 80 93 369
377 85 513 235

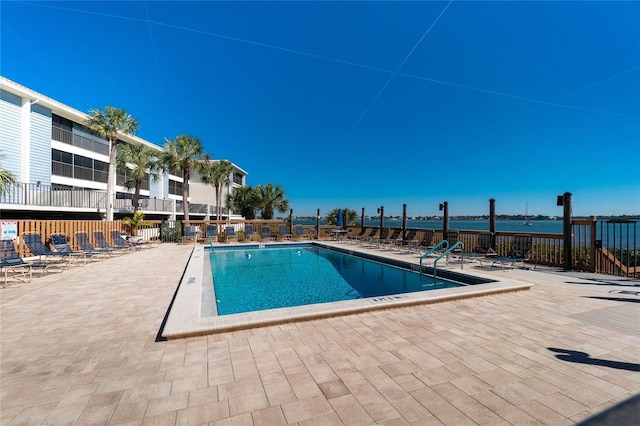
114 198 174 213
175 201 229 216
0 182 106 209
52 126 109 156
0 182 174 214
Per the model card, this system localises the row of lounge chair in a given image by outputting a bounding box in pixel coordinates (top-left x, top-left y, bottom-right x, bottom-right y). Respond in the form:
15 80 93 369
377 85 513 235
0 230 156 288
345 227 534 270
188 224 315 244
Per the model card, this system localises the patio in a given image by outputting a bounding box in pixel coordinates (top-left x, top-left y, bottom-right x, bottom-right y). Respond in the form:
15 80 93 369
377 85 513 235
1 243 638 425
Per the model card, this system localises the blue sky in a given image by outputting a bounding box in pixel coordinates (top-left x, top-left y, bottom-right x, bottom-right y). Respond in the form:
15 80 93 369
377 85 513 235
2 1 639 217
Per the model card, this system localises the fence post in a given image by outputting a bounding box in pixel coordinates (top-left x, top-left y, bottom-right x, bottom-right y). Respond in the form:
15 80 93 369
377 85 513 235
588 216 597 273
562 192 572 270
402 204 407 241
489 198 496 250
440 201 449 240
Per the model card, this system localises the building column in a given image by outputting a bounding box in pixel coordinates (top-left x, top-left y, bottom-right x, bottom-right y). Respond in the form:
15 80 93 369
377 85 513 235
20 98 32 182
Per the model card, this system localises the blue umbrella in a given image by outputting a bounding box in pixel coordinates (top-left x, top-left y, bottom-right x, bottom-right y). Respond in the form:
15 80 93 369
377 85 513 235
336 209 344 228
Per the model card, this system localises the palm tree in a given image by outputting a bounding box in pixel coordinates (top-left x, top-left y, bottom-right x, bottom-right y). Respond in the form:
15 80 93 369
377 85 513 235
86 106 139 221
161 135 208 221
116 143 160 212
326 207 358 226
257 183 289 220
0 152 18 195
201 160 234 221
122 210 151 236
227 185 260 220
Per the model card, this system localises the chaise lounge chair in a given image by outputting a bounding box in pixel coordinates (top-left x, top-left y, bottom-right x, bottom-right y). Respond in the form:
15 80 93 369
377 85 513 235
75 231 116 257
360 228 379 246
110 230 137 251
51 233 98 264
464 233 496 263
379 228 402 250
348 227 368 244
399 229 419 252
1 240 36 288
489 234 535 270
93 231 129 254
22 232 74 267
412 230 435 253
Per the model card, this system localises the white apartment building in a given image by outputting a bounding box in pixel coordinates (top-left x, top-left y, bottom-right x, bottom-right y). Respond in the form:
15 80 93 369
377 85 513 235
0 76 247 221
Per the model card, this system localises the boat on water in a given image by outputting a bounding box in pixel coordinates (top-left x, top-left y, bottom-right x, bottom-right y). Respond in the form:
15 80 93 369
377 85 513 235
524 203 533 226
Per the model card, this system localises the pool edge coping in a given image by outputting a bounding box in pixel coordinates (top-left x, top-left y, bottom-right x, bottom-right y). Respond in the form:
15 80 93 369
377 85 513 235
161 243 533 339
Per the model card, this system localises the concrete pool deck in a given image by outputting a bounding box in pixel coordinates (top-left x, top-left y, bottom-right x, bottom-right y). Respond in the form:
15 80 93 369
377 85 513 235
1 243 639 425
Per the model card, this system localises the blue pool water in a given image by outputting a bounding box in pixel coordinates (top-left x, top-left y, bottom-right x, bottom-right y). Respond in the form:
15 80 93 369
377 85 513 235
210 245 462 315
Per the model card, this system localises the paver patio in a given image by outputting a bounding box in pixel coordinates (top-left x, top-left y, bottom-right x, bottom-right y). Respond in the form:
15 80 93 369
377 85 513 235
1 243 638 425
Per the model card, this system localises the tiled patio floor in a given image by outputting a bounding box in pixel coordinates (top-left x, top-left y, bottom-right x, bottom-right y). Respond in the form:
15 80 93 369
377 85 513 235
1 243 638 425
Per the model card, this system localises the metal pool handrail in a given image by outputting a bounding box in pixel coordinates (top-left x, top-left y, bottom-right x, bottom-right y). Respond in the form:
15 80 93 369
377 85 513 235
433 241 465 283
419 240 449 276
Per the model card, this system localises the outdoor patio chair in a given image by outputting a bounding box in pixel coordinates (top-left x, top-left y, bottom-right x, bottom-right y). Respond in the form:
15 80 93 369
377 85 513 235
445 230 463 255
369 228 389 248
278 225 292 241
225 226 237 243
260 226 274 242
93 231 129 254
75 231 115 257
22 232 73 267
399 229 419 252
347 227 367 244
294 225 310 240
182 226 198 245
379 228 402 250
412 230 435 253
360 228 379 246
244 225 255 241
206 225 218 244
1 240 34 288
51 233 97 264
110 230 137 251
489 234 535 270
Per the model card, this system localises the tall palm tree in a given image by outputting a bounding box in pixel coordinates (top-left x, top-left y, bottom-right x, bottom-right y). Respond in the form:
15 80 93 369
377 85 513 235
161 135 208 221
257 183 290 220
227 185 260 220
116 143 160 212
201 160 234 220
86 106 139 221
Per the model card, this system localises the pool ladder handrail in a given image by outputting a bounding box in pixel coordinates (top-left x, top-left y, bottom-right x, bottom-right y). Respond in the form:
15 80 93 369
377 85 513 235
433 241 465 283
419 240 449 275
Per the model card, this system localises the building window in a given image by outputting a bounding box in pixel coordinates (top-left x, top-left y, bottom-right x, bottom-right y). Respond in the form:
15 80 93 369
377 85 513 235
52 114 109 155
233 172 243 185
168 179 182 196
51 149 73 177
51 149 109 183
52 114 72 131
117 169 150 190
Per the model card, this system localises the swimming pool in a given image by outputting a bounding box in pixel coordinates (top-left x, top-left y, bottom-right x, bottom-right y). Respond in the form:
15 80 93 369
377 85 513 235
161 243 533 339
211 245 462 315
